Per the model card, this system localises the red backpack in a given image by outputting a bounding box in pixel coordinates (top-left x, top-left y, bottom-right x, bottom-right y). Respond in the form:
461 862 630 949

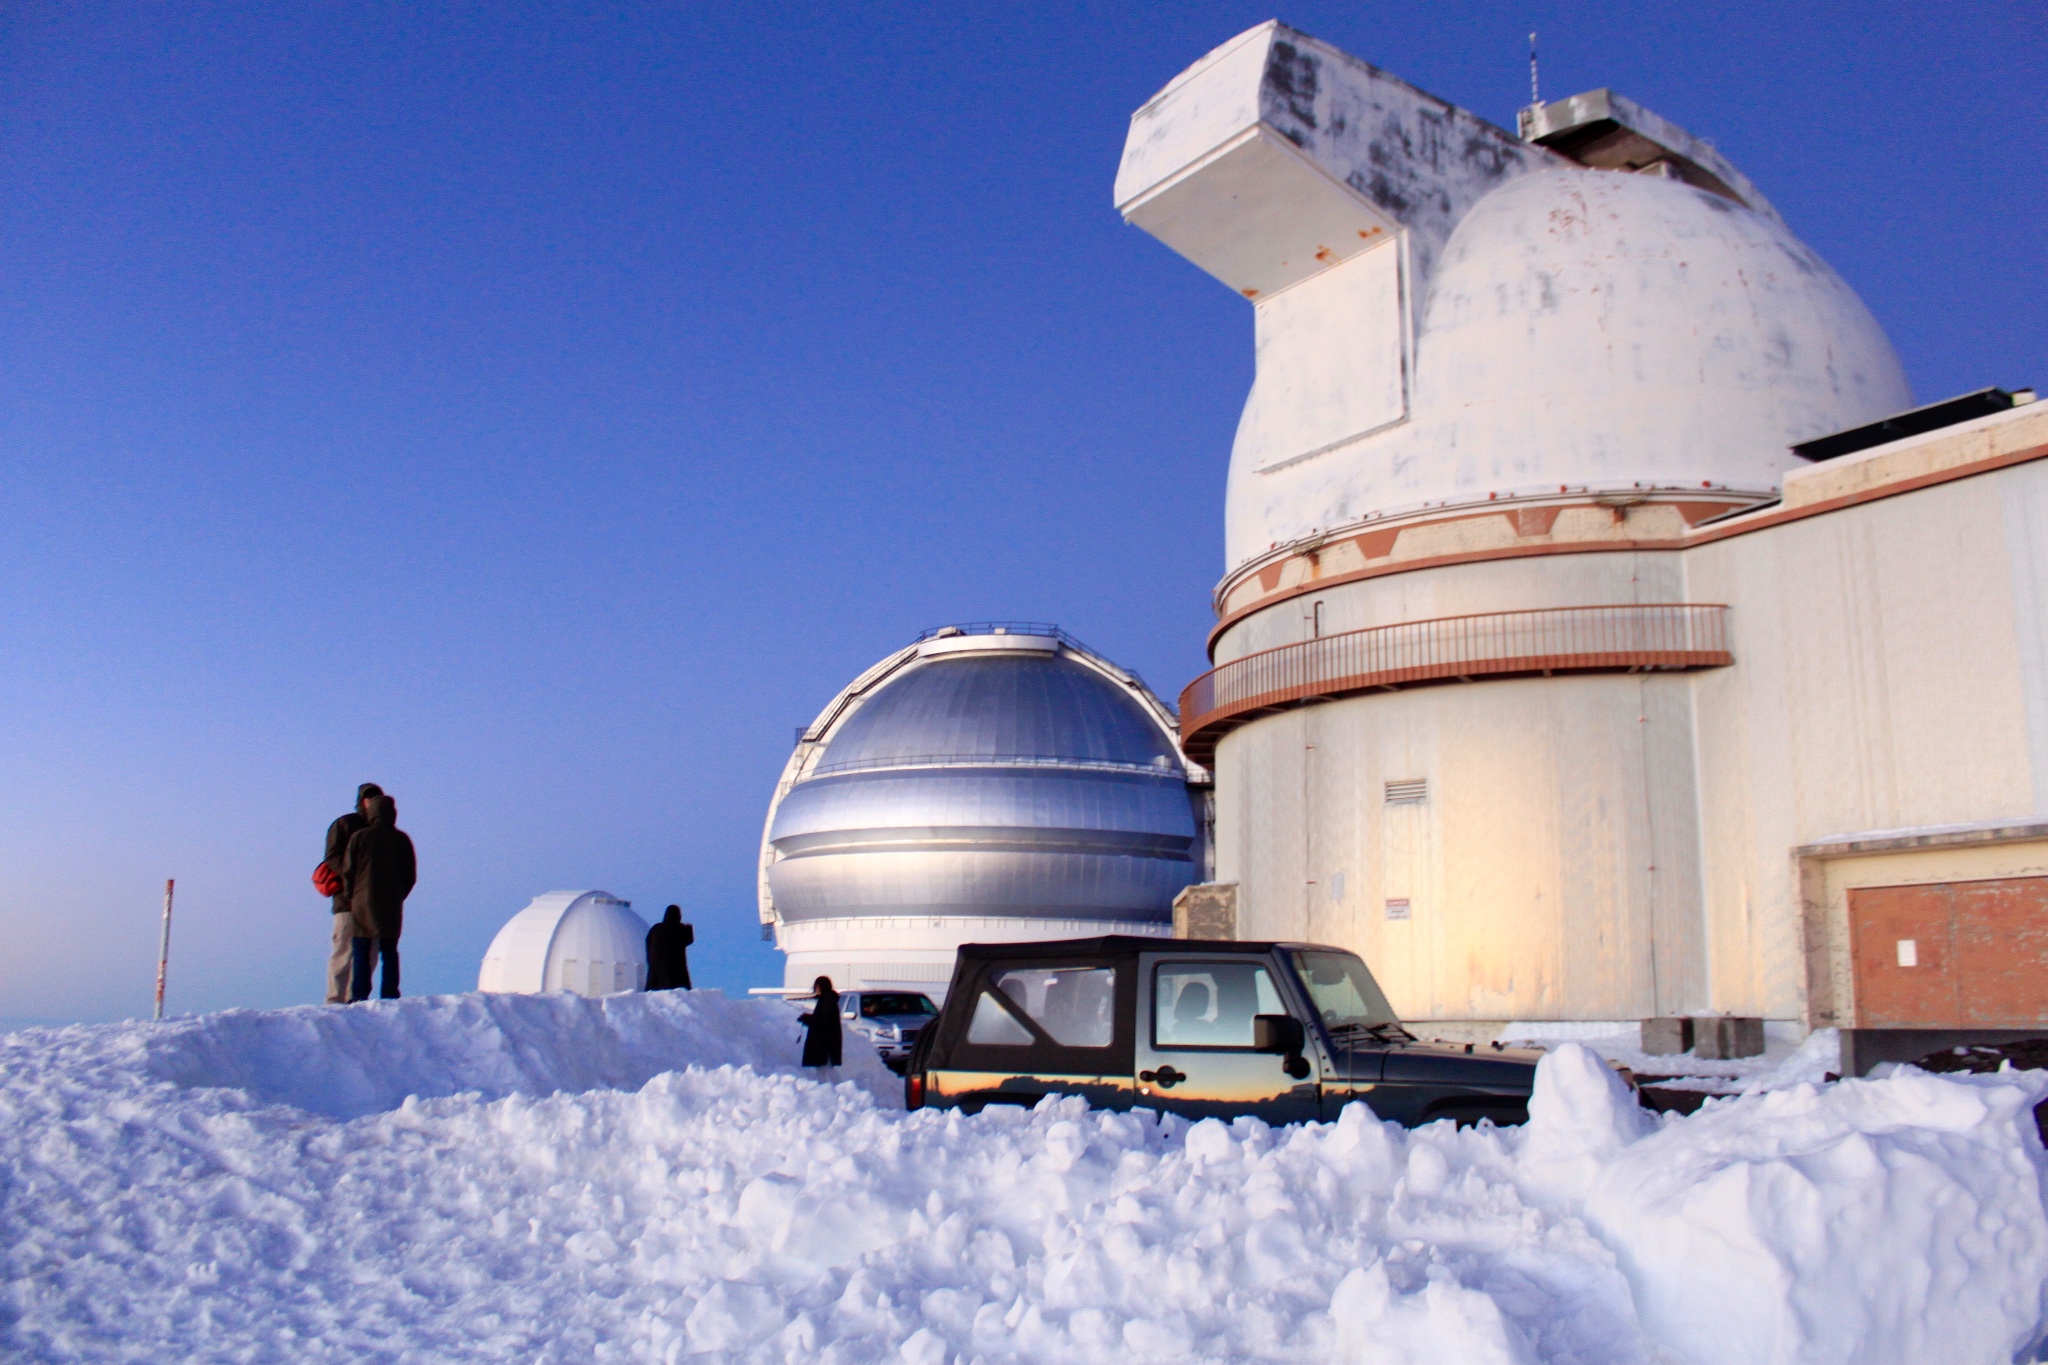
313 861 343 898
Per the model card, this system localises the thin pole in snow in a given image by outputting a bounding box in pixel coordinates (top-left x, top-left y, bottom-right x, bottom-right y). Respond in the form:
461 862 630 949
153 879 175 1021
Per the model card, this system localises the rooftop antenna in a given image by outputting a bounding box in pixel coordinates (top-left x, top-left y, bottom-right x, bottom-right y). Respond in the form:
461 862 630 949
1529 31 1540 106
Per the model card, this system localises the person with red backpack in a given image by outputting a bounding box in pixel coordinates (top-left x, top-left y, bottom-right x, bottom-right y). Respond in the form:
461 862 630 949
318 783 383 1003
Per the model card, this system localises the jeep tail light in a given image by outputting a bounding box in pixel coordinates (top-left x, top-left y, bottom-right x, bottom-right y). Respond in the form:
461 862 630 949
906 1072 924 1109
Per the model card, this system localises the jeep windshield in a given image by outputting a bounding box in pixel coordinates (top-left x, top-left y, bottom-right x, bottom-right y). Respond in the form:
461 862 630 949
1288 951 1412 1044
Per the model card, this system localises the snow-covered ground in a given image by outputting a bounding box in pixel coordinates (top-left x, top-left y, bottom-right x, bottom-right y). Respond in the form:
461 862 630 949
3 992 2045 1364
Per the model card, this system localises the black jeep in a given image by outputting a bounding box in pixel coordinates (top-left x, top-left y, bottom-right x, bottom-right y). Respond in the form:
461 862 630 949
905 936 1541 1127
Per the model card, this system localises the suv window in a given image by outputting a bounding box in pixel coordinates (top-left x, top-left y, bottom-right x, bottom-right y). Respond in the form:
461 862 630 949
990 967 1116 1048
1154 961 1284 1048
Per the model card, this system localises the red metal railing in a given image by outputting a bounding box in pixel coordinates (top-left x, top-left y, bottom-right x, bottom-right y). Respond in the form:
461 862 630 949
1178 603 1730 763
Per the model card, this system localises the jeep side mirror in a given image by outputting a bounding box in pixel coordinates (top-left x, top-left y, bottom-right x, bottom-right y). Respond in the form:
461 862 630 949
1254 1014 1305 1056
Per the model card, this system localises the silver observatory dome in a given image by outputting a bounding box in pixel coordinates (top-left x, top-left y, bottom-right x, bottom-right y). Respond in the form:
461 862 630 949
759 625 1203 996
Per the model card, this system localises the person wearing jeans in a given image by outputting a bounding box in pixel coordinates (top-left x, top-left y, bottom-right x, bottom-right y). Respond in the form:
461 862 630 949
322 782 383 1003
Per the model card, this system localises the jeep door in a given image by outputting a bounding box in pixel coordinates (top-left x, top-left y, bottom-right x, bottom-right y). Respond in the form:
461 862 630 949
1133 952 1320 1124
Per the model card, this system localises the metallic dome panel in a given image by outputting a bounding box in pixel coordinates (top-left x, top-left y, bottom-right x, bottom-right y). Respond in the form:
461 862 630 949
767 647 1198 928
816 654 1180 772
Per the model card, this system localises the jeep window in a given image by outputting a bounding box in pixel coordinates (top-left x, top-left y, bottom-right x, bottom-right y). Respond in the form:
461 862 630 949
990 967 1116 1048
860 993 936 1018
1289 951 1399 1031
1153 961 1284 1048
965 991 1033 1045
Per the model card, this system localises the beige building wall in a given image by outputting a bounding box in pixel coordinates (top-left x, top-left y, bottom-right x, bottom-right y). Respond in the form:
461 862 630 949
1688 452 2048 1018
1206 407 2048 1027
1214 672 1707 1022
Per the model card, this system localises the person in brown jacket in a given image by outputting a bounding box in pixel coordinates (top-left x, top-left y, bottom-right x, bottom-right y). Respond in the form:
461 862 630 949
322 782 383 1004
342 794 416 1001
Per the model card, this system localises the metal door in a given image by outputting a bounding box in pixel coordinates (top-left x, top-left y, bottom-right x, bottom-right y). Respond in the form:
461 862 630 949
1133 953 1319 1123
1850 877 2048 1027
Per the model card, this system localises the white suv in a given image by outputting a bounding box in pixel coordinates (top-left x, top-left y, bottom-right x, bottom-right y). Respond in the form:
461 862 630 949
839 991 939 1072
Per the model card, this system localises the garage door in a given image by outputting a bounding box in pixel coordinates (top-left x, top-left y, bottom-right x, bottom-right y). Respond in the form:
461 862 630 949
1849 877 2048 1028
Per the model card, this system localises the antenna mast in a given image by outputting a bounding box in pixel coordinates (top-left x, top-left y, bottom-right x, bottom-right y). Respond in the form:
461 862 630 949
1529 32 1540 106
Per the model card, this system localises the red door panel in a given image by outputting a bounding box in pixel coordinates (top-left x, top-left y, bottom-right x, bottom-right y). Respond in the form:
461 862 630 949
1952 876 2048 1027
1848 883 1958 1028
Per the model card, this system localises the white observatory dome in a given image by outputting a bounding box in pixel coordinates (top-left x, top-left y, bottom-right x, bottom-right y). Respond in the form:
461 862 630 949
1412 168 1909 487
1229 166 1912 563
477 890 648 997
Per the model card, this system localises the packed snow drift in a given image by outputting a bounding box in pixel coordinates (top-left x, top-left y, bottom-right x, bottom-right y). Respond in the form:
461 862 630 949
3 991 2045 1364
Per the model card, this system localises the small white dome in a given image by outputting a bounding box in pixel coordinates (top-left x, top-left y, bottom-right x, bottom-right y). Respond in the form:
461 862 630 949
478 890 648 998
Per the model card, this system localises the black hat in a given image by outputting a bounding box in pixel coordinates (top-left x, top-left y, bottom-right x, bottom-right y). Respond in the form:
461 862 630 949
358 782 385 803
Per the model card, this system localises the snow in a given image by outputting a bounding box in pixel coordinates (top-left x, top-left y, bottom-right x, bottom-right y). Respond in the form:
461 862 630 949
1500 1021 1830 1084
1502 1023 1844 1098
3 995 2045 1363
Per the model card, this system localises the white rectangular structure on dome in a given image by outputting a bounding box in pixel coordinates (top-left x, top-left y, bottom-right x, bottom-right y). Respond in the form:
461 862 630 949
1238 242 1405 471
1114 21 1556 483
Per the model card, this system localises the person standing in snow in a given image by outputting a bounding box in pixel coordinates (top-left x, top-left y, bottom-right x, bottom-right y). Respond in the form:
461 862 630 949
799 976 843 1069
645 905 694 991
321 782 383 1004
342 793 416 1001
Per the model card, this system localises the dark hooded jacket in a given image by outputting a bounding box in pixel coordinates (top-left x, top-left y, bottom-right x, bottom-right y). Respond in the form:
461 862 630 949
322 783 383 914
645 906 694 991
799 979 842 1067
343 795 416 940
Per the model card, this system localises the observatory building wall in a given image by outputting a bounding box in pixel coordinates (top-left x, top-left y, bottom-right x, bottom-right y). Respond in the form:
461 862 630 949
1201 399 2048 1026
1211 670 1708 1022
1685 413 2048 1022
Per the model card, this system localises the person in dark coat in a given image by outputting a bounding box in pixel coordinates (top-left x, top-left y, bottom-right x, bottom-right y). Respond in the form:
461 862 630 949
322 783 383 1004
342 794 416 1001
799 976 842 1068
645 905 694 991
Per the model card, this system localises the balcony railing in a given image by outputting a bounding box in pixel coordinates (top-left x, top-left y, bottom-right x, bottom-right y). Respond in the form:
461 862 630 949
1178 603 1731 763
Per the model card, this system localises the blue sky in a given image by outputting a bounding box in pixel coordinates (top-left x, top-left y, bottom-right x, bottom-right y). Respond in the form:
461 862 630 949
3 2 2041 1023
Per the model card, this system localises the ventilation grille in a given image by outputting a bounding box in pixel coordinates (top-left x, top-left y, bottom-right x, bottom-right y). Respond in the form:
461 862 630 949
1385 778 1428 804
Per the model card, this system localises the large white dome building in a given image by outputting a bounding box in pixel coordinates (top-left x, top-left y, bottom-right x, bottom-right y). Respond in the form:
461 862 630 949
1123 23 2048 1052
759 626 1203 997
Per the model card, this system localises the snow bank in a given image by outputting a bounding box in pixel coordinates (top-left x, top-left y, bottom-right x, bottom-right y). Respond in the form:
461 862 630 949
1 1005 2043 1364
135 988 899 1117
1501 1021 1836 1088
